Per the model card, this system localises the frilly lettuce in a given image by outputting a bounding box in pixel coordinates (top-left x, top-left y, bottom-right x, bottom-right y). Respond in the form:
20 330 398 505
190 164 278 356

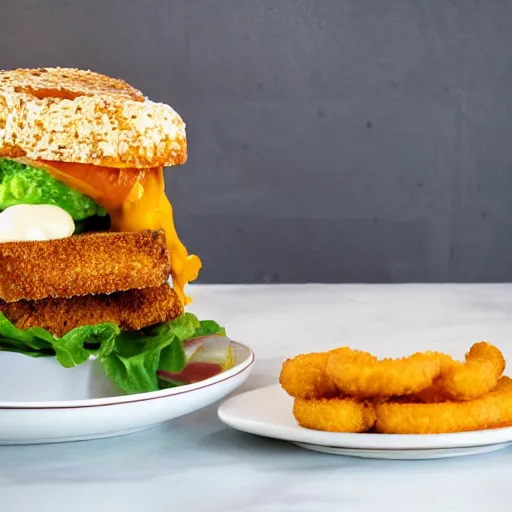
0 312 230 394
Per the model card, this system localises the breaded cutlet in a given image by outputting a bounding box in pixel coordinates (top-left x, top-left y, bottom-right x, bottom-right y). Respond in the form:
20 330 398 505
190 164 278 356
0 283 183 337
0 230 170 303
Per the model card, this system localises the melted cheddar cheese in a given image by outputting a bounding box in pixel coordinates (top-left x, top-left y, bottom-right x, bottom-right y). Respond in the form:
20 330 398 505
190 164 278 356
15 158 201 305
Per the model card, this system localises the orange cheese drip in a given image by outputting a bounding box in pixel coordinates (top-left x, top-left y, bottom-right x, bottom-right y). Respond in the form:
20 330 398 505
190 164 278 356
109 167 202 306
23 159 201 305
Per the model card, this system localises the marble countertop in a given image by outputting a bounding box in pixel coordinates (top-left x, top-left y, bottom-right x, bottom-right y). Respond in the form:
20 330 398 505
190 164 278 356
2 283 512 512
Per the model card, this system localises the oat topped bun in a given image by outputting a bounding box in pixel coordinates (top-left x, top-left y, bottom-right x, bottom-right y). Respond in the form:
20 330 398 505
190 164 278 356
0 67 187 168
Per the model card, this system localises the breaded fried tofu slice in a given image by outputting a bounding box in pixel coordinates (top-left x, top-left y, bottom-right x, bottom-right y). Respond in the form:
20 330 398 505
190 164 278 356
0 230 170 302
0 284 182 337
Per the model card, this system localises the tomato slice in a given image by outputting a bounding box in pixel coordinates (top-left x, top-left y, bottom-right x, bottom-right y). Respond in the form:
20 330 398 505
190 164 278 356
38 160 144 210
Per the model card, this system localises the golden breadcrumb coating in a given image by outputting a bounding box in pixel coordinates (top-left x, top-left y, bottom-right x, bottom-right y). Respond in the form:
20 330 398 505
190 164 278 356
375 377 512 434
414 342 506 402
0 284 183 337
0 230 170 302
279 352 339 399
326 348 447 399
293 397 377 433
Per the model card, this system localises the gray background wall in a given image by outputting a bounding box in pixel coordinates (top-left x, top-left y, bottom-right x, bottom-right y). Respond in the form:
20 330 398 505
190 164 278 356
3 1 512 283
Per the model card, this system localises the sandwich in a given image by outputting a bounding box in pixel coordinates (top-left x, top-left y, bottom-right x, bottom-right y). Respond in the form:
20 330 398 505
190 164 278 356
0 67 232 394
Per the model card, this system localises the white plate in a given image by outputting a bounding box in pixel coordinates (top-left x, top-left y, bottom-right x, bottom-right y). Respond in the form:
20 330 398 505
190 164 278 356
0 338 254 445
218 384 512 460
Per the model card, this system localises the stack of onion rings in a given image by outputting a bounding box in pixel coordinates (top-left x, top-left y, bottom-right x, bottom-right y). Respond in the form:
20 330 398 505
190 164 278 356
279 342 511 434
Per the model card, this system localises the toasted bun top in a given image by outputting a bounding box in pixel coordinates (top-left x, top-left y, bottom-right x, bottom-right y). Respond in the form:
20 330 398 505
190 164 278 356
0 67 187 168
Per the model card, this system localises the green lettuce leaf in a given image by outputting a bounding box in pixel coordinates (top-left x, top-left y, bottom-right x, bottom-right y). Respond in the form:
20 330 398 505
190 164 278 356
100 335 173 394
52 323 120 367
0 158 106 221
99 313 219 394
0 313 120 366
192 319 226 337
0 312 227 395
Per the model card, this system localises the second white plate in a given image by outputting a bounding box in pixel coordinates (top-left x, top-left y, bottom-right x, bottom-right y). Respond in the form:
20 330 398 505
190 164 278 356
218 384 512 459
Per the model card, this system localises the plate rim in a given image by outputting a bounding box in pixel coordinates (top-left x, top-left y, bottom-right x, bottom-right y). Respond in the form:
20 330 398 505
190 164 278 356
293 440 512 453
218 384 512 450
0 341 255 410
292 441 512 460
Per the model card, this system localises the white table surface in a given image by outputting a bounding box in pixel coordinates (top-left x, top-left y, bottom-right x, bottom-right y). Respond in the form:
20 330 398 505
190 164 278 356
2 283 512 512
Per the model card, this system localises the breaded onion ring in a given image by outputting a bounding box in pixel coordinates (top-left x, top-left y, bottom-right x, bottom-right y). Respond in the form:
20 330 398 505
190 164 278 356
279 347 375 399
414 342 505 402
375 377 512 434
326 348 445 399
279 352 338 399
293 397 377 433
441 342 506 401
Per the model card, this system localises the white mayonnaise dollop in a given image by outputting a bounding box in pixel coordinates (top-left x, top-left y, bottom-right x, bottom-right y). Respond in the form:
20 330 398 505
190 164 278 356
0 204 75 242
